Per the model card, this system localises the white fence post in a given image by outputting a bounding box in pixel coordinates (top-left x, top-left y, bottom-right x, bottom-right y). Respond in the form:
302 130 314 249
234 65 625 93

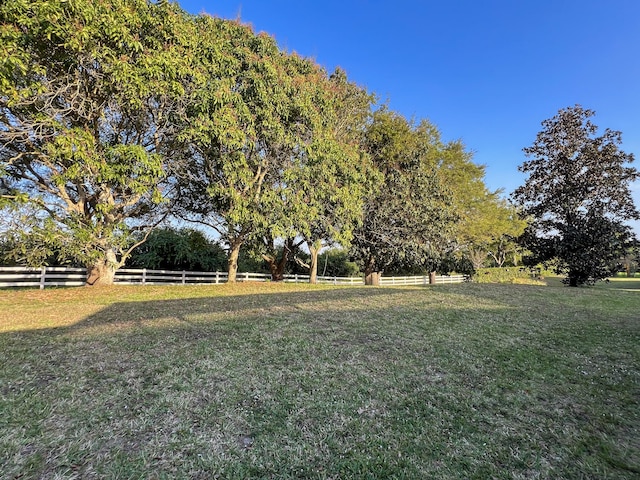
39 266 47 290
142 268 146 285
181 270 186 285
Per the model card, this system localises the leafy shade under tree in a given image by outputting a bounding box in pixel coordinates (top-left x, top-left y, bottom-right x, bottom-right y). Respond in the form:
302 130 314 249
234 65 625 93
512 105 639 286
0 0 197 284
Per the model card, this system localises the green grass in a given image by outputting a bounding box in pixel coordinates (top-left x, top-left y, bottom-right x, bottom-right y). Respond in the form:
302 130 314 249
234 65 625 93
1 282 639 479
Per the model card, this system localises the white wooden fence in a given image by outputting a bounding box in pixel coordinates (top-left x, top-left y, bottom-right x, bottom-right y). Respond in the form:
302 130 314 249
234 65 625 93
0 266 466 289
380 274 466 286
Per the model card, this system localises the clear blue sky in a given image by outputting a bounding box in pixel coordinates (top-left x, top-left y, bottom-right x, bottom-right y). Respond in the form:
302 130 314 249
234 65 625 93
177 0 640 224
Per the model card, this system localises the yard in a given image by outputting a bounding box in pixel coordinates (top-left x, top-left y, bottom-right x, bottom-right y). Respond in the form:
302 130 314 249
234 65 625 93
1 281 639 479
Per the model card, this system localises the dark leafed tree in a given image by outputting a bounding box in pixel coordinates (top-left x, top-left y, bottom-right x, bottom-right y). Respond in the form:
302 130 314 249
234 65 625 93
350 109 458 285
126 227 227 272
512 105 639 286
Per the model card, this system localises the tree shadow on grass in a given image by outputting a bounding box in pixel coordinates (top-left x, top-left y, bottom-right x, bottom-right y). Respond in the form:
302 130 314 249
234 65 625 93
2 283 639 479
3 286 421 337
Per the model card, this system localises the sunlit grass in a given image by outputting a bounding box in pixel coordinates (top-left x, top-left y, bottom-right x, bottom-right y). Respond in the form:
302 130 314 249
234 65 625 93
597 277 640 292
1 282 638 478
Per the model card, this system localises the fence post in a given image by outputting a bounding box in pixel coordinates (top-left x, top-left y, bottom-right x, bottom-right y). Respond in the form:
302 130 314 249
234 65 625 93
215 271 219 284
40 266 47 290
244 272 249 282
182 270 186 285
142 268 146 286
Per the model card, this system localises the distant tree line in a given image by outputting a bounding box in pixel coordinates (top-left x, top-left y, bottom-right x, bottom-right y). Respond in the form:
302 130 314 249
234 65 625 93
2 1 635 286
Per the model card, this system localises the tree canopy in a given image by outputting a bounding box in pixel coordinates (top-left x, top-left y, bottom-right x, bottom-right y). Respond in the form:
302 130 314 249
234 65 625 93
349 109 458 284
0 0 197 284
1 0 503 285
512 105 639 286
172 18 375 282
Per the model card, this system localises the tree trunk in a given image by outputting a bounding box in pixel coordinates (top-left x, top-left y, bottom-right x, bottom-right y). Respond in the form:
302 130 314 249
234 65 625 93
307 240 322 284
227 240 242 283
429 271 436 284
263 238 293 282
263 257 287 282
469 247 487 270
364 257 380 285
86 248 117 286
365 271 380 286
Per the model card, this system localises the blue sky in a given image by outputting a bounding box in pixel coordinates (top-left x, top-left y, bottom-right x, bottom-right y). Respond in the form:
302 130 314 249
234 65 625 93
177 0 640 219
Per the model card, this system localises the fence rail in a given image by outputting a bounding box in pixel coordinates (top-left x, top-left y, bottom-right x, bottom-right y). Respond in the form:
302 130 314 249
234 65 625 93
379 274 466 286
0 266 466 289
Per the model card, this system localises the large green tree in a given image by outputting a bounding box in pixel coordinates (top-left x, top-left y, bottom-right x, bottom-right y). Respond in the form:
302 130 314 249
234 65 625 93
460 197 526 269
173 18 326 282
289 68 376 283
429 135 526 270
0 0 196 284
512 105 639 286
350 109 458 284
175 19 373 283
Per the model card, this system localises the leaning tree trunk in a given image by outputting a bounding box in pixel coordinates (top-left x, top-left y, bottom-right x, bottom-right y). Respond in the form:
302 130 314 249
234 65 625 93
264 250 289 282
227 240 242 283
86 248 118 286
263 238 294 282
266 259 284 282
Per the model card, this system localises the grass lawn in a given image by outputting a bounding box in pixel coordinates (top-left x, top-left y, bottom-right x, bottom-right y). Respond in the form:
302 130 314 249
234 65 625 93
1 282 638 479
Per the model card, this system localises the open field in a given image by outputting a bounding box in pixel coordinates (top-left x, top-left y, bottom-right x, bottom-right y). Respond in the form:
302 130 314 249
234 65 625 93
1 282 639 479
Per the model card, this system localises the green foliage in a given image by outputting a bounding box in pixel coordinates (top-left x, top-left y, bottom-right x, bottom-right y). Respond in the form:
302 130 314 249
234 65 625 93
127 227 226 272
0 0 198 282
473 267 544 285
172 18 312 278
431 136 527 269
173 19 376 282
2 0 537 288
513 106 639 286
0 207 66 267
350 109 458 279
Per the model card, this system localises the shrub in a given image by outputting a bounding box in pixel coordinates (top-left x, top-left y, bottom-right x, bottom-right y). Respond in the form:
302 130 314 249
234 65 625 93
474 267 545 285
